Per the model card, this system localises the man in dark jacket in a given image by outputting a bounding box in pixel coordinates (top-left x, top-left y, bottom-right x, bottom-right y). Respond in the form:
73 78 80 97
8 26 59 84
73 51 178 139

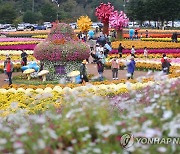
21 50 28 66
118 43 125 58
80 60 88 83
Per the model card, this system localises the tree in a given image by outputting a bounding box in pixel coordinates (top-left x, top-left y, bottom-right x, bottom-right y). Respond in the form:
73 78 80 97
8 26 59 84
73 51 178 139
23 11 41 23
41 3 57 22
0 3 17 23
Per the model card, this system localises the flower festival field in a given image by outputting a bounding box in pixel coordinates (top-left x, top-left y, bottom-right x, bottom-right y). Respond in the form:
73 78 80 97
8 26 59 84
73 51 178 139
0 76 179 153
0 9 180 153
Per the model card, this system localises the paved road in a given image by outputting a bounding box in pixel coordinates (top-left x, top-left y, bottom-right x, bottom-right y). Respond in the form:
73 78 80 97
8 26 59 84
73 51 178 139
0 64 153 87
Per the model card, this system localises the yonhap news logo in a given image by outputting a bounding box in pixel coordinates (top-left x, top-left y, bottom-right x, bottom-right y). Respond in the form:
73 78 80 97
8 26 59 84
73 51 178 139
120 133 180 149
120 134 134 148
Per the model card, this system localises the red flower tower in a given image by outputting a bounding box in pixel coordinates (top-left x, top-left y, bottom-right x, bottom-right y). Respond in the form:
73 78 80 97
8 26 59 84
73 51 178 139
95 2 114 35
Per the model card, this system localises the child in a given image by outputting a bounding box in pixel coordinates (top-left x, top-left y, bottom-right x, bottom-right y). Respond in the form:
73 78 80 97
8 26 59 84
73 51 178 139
127 56 136 80
144 47 148 58
111 57 120 80
131 45 136 57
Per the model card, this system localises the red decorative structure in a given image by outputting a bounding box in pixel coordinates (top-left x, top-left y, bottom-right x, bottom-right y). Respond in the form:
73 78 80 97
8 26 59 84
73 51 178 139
109 11 129 40
95 2 114 35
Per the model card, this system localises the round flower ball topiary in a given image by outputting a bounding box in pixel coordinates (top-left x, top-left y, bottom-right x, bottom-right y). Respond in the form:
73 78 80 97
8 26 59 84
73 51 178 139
34 22 90 62
33 22 90 80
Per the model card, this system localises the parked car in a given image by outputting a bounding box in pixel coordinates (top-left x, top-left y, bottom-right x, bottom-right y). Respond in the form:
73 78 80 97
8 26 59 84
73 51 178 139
44 22 52 29
34 25 47 30
69 23 77 29
17 24 25 31
2 27 17 32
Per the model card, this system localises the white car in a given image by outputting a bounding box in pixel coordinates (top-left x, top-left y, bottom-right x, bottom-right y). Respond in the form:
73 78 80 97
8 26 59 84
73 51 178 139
2 27 17 32
17 25 25 31
69 23 77 29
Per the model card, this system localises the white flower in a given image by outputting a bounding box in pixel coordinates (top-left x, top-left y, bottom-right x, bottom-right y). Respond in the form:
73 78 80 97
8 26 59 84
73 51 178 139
10 102 18 109
67 147 73 152
15 149 25 154
15 127 27 135
162 110 173 120
47 128 58 139
157 147 167 153
13 141 23 149
0 138 7 144
77 127 89 132
93 148 101 153
71 139 77 144
35 116 46 124
37 139 46 149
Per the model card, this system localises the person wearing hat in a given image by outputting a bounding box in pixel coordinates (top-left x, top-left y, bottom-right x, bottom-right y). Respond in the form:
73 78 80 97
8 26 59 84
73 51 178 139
4 57 14 85
162 56 171 74
127 56 136 80
80 60 88 84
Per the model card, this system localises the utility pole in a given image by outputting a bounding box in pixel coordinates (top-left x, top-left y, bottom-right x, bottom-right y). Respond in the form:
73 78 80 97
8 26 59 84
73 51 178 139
32 0 35 12
52 0 60 20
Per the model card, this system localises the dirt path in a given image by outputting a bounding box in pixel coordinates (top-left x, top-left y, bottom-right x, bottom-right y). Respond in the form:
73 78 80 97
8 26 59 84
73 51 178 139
0 64 153 87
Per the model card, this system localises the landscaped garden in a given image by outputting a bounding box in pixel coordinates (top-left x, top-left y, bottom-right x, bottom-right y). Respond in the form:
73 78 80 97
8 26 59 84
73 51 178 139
0 1 180 153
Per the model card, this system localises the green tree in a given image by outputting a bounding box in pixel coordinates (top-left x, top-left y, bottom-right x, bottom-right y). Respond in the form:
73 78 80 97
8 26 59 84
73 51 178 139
23 11 42 23
0 3 17 23
41 3 57 22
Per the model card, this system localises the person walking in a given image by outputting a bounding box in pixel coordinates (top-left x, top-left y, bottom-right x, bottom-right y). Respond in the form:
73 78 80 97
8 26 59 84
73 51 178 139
145 30 149 38
162 57 171 74
3 54 10 82
144 47 148 58
80 59 88 84
118 43 125 58
21 50 28 66
4 57 13 85
111 57 120 80
104 42 112 58
97 59 104 81
89 38 95 52
131 45 136 57
98 51 106 65
127 56 136 80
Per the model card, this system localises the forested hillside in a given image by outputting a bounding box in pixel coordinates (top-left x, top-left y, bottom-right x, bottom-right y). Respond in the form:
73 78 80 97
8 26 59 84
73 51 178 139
0 0 179 25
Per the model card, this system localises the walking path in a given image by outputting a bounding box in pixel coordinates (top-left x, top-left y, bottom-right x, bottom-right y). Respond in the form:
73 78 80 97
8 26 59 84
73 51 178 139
0 64 154 87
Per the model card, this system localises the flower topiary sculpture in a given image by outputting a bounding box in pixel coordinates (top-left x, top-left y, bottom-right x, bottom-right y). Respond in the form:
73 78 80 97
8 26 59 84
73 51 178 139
109 11 129 40
95 2 114 35
34 22 90 80
77 16 92 33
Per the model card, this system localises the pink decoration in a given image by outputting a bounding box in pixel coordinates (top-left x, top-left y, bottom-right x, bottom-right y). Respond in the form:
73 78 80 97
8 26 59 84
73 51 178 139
109 11 129 30
34 23 90 61
95 2 114 23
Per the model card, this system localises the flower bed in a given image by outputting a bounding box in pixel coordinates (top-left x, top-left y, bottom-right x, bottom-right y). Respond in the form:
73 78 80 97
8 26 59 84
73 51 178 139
0 38 43 42
105 58 180 74
32 35 47 39
108 53 180 58
0 50 33 55
110 48 180 54
112 41 180 49
0 44 36 50
0 77 179 153
123 33 180 39
141 38 180 42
